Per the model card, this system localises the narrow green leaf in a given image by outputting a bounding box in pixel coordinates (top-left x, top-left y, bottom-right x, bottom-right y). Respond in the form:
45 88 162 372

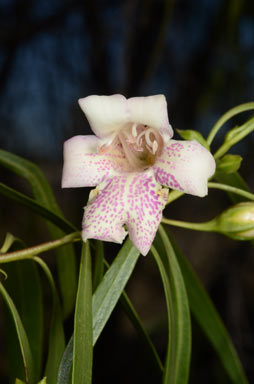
1 235 43 382
37 378 47 384
152 225 191 384
120 289 164 375
0 282 35 383
168 231 248 384
103 258 163 375
92 238 140 345
57 336 73 384
1 236 26 382
0 149 77 317
177 129 210 150
57 258 163 382
73 242 93 384
0 182 77 234
92 241 104 292
216 154 243 174
15 379 26 384
34 257 65 384
0 268 8 279
4 261 43 382
0 232 17 253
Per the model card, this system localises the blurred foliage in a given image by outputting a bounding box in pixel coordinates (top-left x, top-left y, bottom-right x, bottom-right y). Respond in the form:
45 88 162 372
0 1 253 383
0 0 253 159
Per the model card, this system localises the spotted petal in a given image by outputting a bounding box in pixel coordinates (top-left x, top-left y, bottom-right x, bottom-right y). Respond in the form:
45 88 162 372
153 140 216 197
62 135 119 188
128 95 173 141
78 94 129 139
82 171 168 255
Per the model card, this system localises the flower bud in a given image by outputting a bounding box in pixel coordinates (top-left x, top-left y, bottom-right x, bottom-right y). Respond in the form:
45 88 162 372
215 202 254 240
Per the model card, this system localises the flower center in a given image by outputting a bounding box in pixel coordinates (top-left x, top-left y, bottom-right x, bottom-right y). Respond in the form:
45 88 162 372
99 123 163 172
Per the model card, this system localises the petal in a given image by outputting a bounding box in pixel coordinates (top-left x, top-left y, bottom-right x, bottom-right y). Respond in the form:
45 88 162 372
82 171 168 255
62 135 118 188
153 140 216 197
127 95 173 141
78 94 130 138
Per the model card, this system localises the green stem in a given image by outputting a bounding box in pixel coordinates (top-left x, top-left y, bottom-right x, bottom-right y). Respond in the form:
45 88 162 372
207 102 254 146
208 182 254 201
214 117 254 159
166 190 184 205
162 218 216 232
0 232 81 264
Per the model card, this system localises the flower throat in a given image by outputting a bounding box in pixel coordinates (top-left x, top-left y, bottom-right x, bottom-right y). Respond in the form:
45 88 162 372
99 123 164 172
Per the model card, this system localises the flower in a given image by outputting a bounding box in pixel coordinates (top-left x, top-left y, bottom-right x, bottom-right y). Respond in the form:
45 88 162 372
62 94 215 255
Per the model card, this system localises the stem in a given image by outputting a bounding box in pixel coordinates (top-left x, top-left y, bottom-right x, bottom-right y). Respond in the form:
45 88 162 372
166 190 184 205
208 182 254 201
207 102 254 146
214 117 254 159
0 232 81 264
162 218 216 232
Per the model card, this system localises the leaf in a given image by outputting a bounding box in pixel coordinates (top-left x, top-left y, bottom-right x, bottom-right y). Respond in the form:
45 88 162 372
152 226 191 384
103 258 163 375
0 282 35 383
0 268 8 280
0 149 77 317
1 234 43 383
58 250 162 383
34 257 65 384
0 232 17 253
0 182 77 234
167 231 248 384
37 378 47 384
216 154 243 174
3 261 43 382
72 242 93 384
57 336 73 384
92 238 140 345
177 129 210 150
120 287 164 375
92 241 104 292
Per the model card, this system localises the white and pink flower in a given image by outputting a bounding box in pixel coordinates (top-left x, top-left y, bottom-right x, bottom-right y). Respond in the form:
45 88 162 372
62 94 215 255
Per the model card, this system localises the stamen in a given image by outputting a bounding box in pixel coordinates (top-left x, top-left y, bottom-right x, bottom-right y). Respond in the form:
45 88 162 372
152 140 158 154
145 129 153 147
132 123 137 137
114 123 163 172
136 130 146 147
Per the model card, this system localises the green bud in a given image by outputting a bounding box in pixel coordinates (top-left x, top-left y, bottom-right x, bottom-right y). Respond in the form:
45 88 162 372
215 202 254 240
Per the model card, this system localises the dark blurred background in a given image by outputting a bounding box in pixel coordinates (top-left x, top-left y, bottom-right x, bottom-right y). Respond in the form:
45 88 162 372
0 0 253 383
